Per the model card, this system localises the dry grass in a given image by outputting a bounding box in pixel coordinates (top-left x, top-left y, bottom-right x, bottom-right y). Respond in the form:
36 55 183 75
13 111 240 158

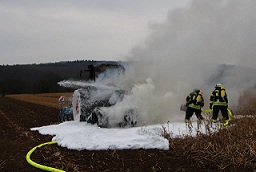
7 93 73 109
169 90 256 171
6 90 256 171
171 117 256 171
235 89 256 116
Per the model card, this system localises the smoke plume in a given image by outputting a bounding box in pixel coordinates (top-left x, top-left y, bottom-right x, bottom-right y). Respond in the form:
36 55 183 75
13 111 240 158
104 0 256 125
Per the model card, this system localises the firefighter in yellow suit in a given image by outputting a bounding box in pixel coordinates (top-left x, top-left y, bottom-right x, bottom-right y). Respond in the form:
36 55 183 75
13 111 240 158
185 89 204 123
210 83 229 124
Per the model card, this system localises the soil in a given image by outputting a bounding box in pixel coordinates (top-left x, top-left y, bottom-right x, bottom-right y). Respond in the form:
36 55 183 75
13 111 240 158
0 97 212 172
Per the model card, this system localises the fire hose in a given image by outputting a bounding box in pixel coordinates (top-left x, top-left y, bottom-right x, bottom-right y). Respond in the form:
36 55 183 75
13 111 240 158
26 141 65 172
202 108 233 126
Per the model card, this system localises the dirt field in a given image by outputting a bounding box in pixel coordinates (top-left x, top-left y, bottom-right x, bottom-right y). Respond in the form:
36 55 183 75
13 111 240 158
0 95 253 171
0 95 211 172
7 93 73 109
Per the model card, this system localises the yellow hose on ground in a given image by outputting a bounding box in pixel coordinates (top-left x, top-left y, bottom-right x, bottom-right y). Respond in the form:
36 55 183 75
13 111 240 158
201 109 212 113
202 108 233 127
202 108 232 118
26 141 66 172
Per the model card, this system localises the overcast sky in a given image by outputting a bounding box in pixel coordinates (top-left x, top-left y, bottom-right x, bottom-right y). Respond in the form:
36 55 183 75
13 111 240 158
0 0 190 65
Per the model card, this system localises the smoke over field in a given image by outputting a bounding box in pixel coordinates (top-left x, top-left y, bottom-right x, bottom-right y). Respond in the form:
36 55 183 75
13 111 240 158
61 0 256 126
106 0 256 125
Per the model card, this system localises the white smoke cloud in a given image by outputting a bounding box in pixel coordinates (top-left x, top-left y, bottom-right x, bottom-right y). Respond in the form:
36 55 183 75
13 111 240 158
60 0 256 126
103 0 256 125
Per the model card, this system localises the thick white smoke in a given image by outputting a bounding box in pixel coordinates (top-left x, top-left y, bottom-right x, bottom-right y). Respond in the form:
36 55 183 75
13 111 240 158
103 0 256 125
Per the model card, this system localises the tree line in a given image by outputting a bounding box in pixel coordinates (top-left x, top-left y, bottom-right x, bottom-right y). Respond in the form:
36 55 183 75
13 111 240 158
0 60 110 96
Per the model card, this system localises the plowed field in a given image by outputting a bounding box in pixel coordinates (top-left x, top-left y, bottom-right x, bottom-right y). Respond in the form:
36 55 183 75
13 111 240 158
0 95 234 171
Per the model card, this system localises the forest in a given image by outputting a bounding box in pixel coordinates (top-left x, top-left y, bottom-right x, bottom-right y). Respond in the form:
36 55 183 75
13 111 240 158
0 60 113 95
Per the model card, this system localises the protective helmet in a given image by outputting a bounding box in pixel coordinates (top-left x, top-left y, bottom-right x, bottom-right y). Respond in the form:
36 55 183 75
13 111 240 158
193 89 202 95
215 83 222 88
193 88 200 93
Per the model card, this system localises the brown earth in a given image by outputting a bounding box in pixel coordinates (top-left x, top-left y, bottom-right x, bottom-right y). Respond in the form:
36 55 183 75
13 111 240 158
0 96 236 172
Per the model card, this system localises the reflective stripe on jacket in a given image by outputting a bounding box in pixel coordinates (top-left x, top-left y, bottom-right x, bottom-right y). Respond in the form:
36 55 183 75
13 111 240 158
186 92 204 110
210 89 228 106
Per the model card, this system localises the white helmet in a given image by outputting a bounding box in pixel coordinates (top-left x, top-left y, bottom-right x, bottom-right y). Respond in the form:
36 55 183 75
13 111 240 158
215 83 222 88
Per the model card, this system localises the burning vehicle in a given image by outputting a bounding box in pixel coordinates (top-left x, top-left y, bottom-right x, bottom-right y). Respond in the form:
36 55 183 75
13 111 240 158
58 62 138 128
